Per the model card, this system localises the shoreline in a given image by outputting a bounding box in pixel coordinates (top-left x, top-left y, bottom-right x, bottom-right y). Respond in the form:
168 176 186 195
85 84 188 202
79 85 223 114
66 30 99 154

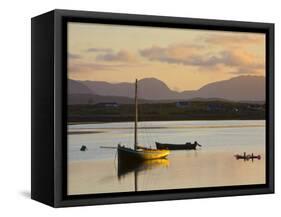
68 131 104 135
68 124 265 135
68 118 265 125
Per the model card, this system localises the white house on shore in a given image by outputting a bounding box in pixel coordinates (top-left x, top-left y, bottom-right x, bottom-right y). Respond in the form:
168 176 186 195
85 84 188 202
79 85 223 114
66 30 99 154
94 102 120 108
175 101 190 108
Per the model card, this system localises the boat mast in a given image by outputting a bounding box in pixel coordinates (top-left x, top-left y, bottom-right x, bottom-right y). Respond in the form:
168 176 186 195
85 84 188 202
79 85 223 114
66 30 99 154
134 79 139 191
134 170 138 192
134 79 138 151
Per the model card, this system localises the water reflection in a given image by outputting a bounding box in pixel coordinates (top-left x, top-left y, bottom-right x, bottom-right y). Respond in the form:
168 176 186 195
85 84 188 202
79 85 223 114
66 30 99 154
118 158 169 180
68 120 266 195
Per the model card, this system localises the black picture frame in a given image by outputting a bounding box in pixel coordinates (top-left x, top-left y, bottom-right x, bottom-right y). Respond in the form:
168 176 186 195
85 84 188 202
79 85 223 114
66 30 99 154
31 9 274 207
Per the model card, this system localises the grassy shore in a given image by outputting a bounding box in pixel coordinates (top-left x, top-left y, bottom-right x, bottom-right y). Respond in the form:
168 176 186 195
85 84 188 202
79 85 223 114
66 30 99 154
68 101 265 123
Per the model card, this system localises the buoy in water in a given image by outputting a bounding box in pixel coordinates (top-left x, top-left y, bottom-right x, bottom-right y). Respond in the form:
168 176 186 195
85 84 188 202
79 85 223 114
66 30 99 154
80 145 87 151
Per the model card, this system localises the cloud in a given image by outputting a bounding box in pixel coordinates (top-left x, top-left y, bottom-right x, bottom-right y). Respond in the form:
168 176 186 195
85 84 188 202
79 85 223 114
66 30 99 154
69 49 144 74
68 53 81 59
229 65 264 75
140 43 264 75
68 62 116 73
140 44 206 65
96 50 138 62
68 61 142 74
86 48 113 53
203 34 265 47
140 44 220 67
218 50 264 68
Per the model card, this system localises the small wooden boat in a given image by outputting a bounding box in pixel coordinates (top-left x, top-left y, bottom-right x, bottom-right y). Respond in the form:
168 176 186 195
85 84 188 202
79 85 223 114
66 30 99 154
234 152 261 161
155 141 201 150
80 145 87 151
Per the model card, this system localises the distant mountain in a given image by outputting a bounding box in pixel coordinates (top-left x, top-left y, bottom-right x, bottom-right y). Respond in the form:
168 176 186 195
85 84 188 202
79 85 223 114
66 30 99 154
191 76 265 101
138 78 179 99
82 80 132 98
80 78 177 100
68 75 265 104
68 79 92 94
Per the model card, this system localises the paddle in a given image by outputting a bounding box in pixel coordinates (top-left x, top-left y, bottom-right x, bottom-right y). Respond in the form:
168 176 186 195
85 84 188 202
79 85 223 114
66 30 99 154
100 146 117 149
194 141 202 147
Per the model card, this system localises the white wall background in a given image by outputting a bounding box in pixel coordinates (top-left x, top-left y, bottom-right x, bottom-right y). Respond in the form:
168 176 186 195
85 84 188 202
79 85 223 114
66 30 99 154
0 0 279 216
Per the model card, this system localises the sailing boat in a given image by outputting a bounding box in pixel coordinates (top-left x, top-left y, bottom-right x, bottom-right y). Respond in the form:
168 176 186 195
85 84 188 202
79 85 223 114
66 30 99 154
117 79 170 164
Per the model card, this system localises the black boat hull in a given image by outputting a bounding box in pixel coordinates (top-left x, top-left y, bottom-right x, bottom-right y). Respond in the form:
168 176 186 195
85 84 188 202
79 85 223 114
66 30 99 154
117 145 170 179
155 142 199 150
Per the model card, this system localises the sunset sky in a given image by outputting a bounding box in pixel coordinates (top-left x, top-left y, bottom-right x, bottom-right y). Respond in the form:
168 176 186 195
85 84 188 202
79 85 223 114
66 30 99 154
68 22 265 91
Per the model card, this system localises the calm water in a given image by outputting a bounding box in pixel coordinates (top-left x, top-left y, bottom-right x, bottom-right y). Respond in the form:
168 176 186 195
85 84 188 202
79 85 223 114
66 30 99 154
67 120 266 195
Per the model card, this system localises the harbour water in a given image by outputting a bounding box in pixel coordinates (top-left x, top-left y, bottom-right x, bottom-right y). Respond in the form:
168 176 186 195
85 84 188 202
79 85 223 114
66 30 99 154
67 120 266 195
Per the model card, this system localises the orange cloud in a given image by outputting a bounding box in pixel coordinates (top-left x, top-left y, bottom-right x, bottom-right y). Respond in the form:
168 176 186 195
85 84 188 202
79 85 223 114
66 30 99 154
68 62 119 74
203 33 265 48
96 50 138 62
86 48 113 53
140 42 264 75
68 60 144 75
219 49 264 68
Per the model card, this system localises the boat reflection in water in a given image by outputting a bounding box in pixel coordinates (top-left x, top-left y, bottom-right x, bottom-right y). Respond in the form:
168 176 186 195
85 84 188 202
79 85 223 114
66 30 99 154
118 158 169 179
117 157 169 191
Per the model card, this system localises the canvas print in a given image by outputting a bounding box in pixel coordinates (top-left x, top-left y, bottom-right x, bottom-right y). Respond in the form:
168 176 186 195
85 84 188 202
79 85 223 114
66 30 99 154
67 22 266 195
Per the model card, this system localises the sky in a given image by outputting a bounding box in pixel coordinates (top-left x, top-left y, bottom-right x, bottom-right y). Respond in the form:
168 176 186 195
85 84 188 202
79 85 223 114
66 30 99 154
68 22 265 91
